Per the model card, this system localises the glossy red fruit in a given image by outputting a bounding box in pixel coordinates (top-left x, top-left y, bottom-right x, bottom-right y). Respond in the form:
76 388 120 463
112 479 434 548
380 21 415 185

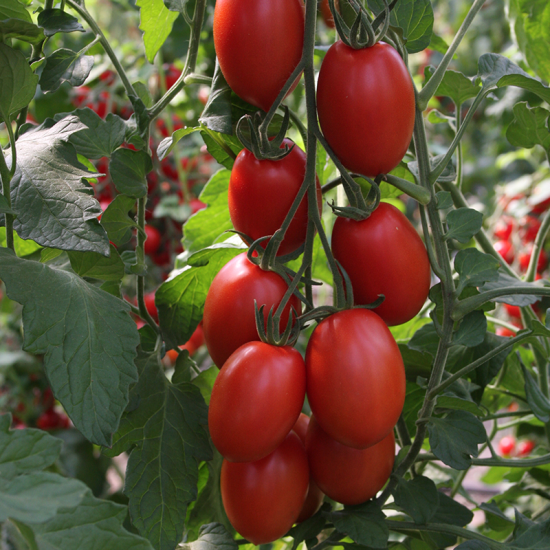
144 225 162 255
221 431 309 545
292 413 325 522
494 239 515 264
317 41 415 177
519 215 541 243
496 326 516 337
517 439 535 456
144 292 158 320
203 253 301 367
498 435 516 457
493 216 514 241
320 0 336 28
332 202 431 326
213 0 304 112
306 308 405 449
306 416 395 505
503 303 521 319
518 246 548 273
209 342 306 462
160 64 182 90
229 139 322 256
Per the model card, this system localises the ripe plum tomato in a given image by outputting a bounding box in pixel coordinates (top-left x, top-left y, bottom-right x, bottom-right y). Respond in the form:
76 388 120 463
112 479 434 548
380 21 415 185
221 431 309 545
498 435 516 457
209 342 306 463
292 413 325 522
332 202 431 326
306 308 405 449
144 224 162 255
229 139 322 256
306 416 395 505
213 0 304 112
317 41 415 177
203 253 301 367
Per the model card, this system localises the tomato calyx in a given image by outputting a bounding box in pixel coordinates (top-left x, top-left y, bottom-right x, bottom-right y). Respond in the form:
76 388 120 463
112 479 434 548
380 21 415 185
254 302 301 346
236 108 293 161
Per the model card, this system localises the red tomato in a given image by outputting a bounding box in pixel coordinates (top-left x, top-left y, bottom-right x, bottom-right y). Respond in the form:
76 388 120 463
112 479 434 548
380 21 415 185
190 199 206 214
503 303 521 319
494 239 515 264
144 224 162 255
144 292 158 320
496 326 516 337
209 342 306 462
498 435 516 457
292 413 325 522
332 202 431 326
518 246 548 273
517 439 535 456
493 216 514 241
229 139 322 256
182 323 204 355
159 64 182 91
36 409 70 431
519 215 541 243
317 41 415 177
203 253 301 367
306 308 405 449
221 431 309 545
320 0 336 28
213 0 304 112
306 416 395 505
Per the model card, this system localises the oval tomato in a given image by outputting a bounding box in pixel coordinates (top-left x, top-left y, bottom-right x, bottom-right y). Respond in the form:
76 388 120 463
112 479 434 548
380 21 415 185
317 41 415 177
213 0 304 112
221 431 309 545
292 413 325 522
209 341 306 462
305 308 405 449
332 202 431 326
203 253 301 367
306 416 395 505
229 139 322 256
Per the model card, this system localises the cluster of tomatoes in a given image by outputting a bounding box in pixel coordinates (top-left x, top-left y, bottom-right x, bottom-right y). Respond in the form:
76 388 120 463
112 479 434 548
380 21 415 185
491 182 550 336
203 0 433 543
498 434 536 458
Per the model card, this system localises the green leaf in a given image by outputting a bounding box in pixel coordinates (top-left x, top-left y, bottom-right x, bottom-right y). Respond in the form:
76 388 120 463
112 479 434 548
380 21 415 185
428 32 450 55
39 48 94 93
183 169 233 253
436 395 484 416
109 148 152 198
0 193 15 215
479 501 514 532
153 195 191 222
68 244 125 281
106 349 211 550
0 18 45 44
180 523 237 550
156 240 245 348
0 421 62 479
477 53 550 104
454 248 501 293
402 382 427 436
37 8 84 36
0 249 140 447
392 476 439 525
100 194 137 246
66 109 127 159
287 504 328 550
136 0 178 63
480 272 542 306
507 102 550 158
427 410 487 470
434 68 481 106
200 129 241 170
0 42 39 123
445 208 483 244
436 191 453 210
0 228 42 257
0 0 32 21
367 0 433 53
133 81 154 108
521 363 550 423
191 366 218 406
326 501 389 549
432 492 473 527
156 127 200 160
454 542 491 550
0 471 87 523
29 491 155 549
8 116 109 254
199 60 233 135
508 0 550 83
408 323 440 356
507 512 550 549
454 311 487 347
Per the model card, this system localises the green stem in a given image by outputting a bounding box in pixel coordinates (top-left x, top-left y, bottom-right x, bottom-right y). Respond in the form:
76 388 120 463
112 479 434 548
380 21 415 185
416 0 487 111
383 173 431 205
183 73 212 85
526 208 550 283
0 133 14 251
428 331 534 398
419 204 445 280
455 104 464 190
416 452 550 468
148 0 207 119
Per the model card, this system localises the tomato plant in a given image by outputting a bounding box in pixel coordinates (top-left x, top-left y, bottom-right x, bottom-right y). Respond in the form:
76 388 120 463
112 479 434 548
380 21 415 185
209 341 306 462
220 431 309 545
316 40 415 177
213 0 304 112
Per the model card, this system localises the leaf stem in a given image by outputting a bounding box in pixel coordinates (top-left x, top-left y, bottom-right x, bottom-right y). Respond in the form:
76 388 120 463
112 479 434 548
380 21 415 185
0 134 15 252
526 208 550 283
383 173 431 204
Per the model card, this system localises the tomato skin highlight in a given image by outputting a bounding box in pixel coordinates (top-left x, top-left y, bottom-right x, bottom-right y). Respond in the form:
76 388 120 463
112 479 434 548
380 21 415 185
209 342 306 463
213 0 304 112
221 431 310 545
229 139 322 256
306 416 395 505
203 253 301 368
305 308 405 449
332 202 431 326
317 41 415 177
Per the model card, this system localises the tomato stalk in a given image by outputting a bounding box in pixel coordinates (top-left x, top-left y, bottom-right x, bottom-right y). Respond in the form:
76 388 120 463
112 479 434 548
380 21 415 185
525 208 550 283
0 113 17 252
382 173 431 205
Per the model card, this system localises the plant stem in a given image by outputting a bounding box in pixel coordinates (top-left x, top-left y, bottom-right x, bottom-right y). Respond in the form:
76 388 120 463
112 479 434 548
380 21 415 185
383 173 431 204
0 139 14 252
417 0 487 111
526 208 550 282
